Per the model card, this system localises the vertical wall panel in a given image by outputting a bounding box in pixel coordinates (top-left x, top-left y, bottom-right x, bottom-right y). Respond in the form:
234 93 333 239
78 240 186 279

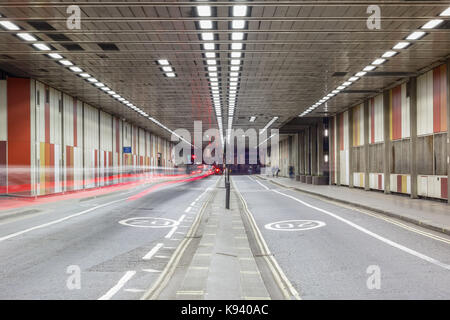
352 104 364 146
0 80 7 193
83 104 99 188
339 111 349 185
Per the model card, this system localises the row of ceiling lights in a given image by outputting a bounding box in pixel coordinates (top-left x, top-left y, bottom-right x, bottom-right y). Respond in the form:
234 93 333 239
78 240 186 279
0 12 188 144
299 6 450 117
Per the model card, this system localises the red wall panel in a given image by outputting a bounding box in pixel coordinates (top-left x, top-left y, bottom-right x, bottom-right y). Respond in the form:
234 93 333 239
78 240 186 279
0 141 6 193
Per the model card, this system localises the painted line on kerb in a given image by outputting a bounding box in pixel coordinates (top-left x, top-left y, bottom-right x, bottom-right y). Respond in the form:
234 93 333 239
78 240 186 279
0 198 125 243
98 270 136 300
272 189 450 271
143 243 164 260
248 175 270 190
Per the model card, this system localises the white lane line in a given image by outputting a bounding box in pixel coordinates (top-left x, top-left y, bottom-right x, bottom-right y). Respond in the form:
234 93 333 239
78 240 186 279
0 198 125 243
184 206 192 213
165 214 186 239
272 189 450 270
248 175 270 190
98 270 136 300
190 201 196 206
142 243 164 260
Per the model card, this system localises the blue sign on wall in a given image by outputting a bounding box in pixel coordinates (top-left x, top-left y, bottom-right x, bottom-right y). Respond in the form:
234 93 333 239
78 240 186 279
123 147 132 154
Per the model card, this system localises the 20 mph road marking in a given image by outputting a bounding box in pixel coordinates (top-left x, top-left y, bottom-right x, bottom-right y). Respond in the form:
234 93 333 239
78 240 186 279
98 270 136 300
272 189 450 271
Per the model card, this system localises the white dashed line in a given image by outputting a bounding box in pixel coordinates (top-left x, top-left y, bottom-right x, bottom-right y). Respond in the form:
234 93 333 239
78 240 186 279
142 243 164 260
98 270 136 300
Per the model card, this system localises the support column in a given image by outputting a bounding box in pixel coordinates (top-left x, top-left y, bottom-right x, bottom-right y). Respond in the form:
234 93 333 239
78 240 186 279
336 116 341 186
383 90 391 194
293 133 299 177
447 59 450 203
298 131 304 175
305 127 310 175
348 109 354 188
311 124 317 175
409 77 418 199
363 100 370 190
318 120 324 176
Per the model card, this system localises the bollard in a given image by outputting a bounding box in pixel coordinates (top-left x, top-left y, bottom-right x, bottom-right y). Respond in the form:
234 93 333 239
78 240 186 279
225 180 230 209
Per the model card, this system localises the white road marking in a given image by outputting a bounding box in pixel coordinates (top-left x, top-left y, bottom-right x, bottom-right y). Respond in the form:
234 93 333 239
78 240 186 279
98 270 136 300
0 198 125 243
124 289 145 293
248 176 270 190
142 268 162 273
165 214 186 239
142 243 164 260
190 201 196 206
272 189 450 270
184 206 192 213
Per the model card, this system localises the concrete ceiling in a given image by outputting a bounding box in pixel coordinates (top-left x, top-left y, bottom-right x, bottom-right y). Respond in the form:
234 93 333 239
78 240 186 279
0 1 449 140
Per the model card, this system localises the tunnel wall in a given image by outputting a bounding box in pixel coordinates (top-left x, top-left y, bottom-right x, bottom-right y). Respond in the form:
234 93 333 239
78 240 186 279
1 77 175 196
329 63 448 201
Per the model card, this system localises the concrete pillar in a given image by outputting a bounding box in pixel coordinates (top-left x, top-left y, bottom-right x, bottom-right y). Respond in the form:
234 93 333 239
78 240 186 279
305 127 310 175
383 90 391 194
336 116 341 186
311 124 318 175
293 133 299 176
409 77 418 199
298 131 304 175
348 109 354 188
318 120 324 176
447 59 450 203
363 100 370 190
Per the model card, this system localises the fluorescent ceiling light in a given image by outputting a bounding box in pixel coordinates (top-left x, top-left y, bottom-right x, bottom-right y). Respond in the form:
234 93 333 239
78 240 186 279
229 72 239 77
210 77 218 82
205 52 216 58
101 87 110 91
393 42 410 50
206 59 217 65
231 32 244 40
343 81 352 86
59 59 73 66
118 97 125 102
87 78 98 83
232 20 246 29
165 72 176 77
48 53 63 59
209 72 218 77
33 43 51 51
113 94 120 98
162 66 173 72
79 73 90 78
157 59 169 65
69 66 83 73
406 31 426 40
230 59 241 65
229 77 238 82
348 76 359 82
231 43 243 50
440 7 450 16
207 66 217 71
0 21 20 31
249 116 256 122
203 43 215 50
363 65 376 71
201 32 214 41
233 5 248 17
231 52 242 58
382 51 397 58
107 91 116 95
94 82 105 87
355 71 367 77
196 5 211 17
230 66 240 71
199 20 213 29
421 19 443 29
372 58 386 65
16 33 37 41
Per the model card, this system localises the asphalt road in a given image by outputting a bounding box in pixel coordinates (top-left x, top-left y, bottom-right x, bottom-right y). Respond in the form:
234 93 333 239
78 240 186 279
0 174 219 299
233 175 450 299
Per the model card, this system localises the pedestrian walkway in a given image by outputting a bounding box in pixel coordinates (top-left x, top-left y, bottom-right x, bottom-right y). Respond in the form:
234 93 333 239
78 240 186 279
173 184 270 300
258 175 450 235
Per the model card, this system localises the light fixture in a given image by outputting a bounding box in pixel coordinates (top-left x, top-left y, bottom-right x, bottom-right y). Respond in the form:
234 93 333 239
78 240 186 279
69 66 83 73
363 65 376 71
196 5 211 17
205 52 216 58
421 19 443 29
16 33 37 41
372 58 386 65
231 32 244 40
101 87 110 91
201 32 214 40
229 77 238 82
406 31 426 40
440 7 450 16
231 52 242 58
207 66 217 71
232 20 246 29
107 90 116 95
343 81 352 86
355 71 367 77
348 76 359 82
231 43 243 50
230 66 240 71
32 43 51 51
79 73 90 78
393 42 410 50
210 77 218 82
48 53 63 59
87 77 98 83
206 59 217 65
230 59 241 65
229 72 239 77
203 43 215 50
382 51 397 58
0 21 20 31
209 72 218 77
199 20 213 29
94 82 105 87
249 116 256 122
157 59 169 65
113 94 120 98
59 59 73 66
233 5 248 17
165 72 176 77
